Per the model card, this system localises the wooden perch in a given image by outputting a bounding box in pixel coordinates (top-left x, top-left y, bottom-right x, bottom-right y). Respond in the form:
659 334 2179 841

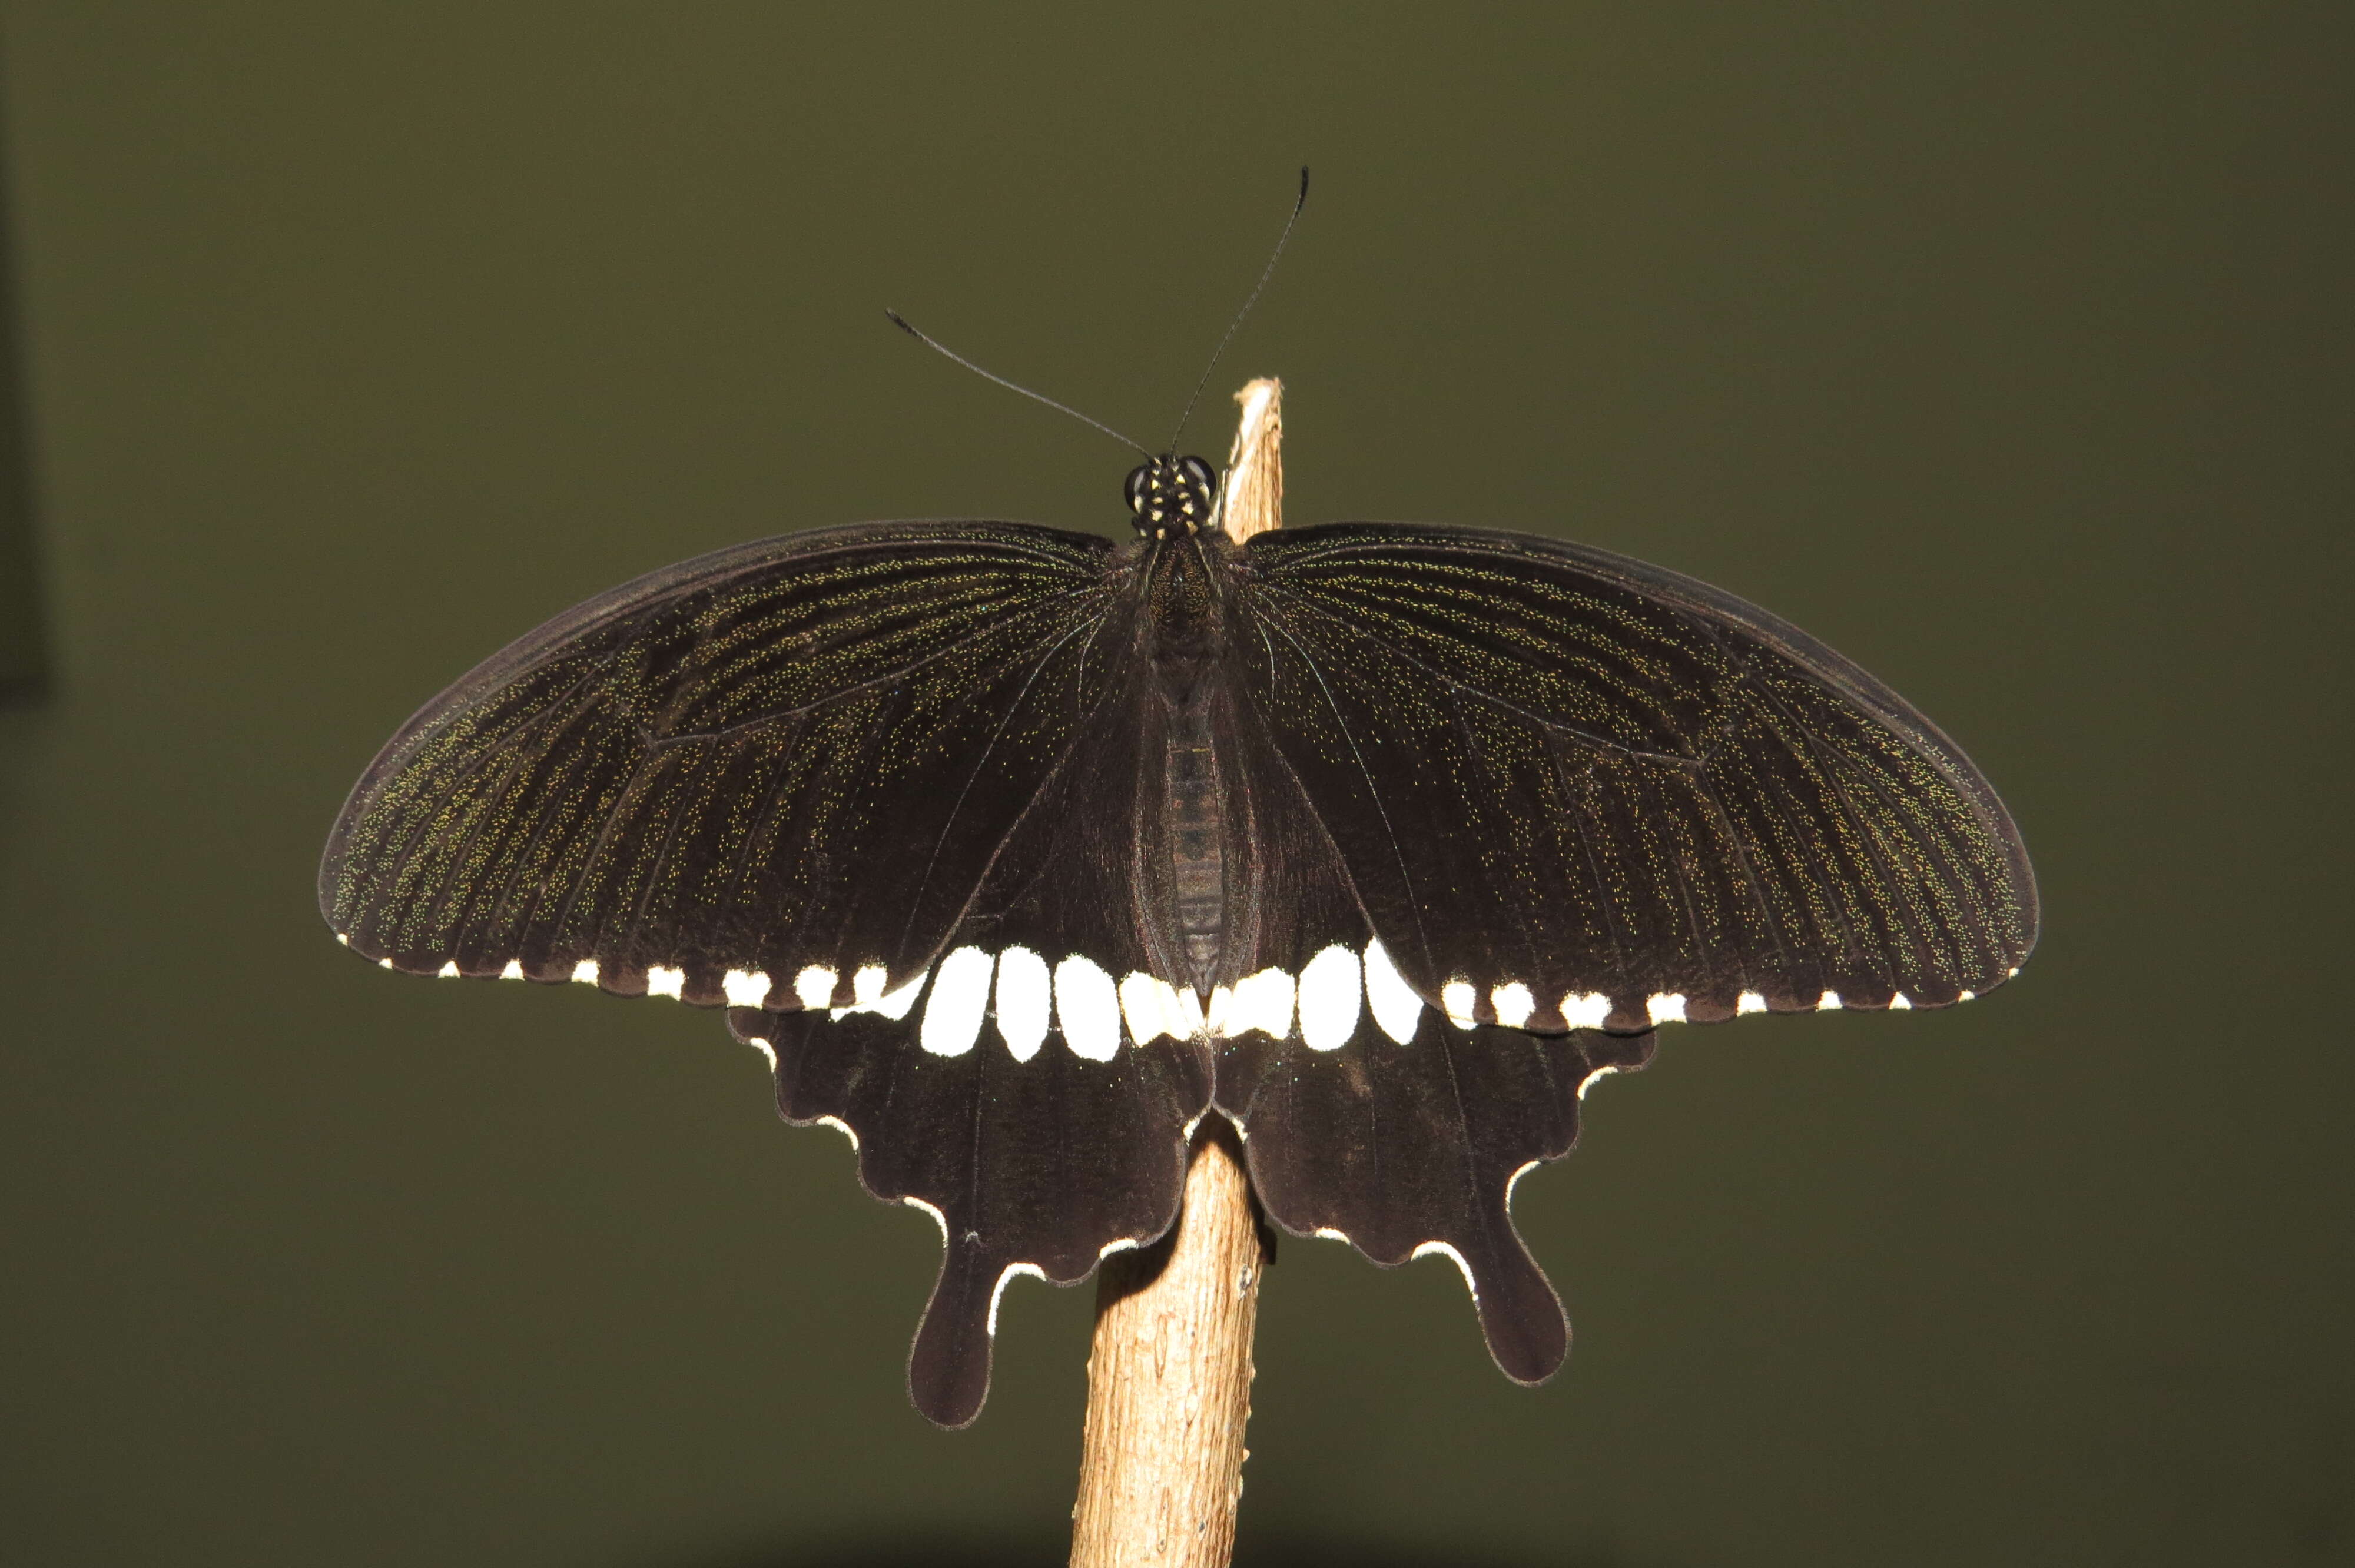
1067 380 1285 1568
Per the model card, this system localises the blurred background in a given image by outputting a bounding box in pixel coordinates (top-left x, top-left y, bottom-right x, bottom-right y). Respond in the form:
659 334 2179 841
1 4 2347 1564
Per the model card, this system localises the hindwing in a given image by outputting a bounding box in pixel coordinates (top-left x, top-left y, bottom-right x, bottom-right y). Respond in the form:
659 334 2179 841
1202 690 1647 1386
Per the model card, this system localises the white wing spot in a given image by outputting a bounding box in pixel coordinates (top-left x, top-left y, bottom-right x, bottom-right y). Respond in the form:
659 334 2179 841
832 964 887 1018
901 1195 947 1241
1411 1240 1478 1301
1890 992 1913 1009
994 946 1052 1062
437 961 461 979
1055 955 1122 1062
1314 1227 1351 1243
1099 1237 1142 1260
743 1035 777 1070
722 968 770 1008
336 932 350 945
1297 945 1364 1052
1505 1158 1541 1207
1118 972 1165 1045
1441 978 1478 1029
1736 989 1768 1014
646 965 686 1000
500 959 525 981
1215 967 1297 1041
1959 989 1976 1002
1646 992 1687 1026
987 1262 1048 1336
571 959 599 986
812 1114 858 1150
1577 1064 1622 1101
794 965 837 1009
1490 981 1535 1029
921 946 994 1057
377 958 393 969
873 973 924 1021
1818 989 1844 1011
837 964 924 1022
1120 972 1191 1047
1362 939 1424 1045
1561 992 1610 1029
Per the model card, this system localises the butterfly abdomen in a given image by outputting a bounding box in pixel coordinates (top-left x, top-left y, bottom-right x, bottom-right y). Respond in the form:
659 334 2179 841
1138 537 1243 994
1164 702 1226 987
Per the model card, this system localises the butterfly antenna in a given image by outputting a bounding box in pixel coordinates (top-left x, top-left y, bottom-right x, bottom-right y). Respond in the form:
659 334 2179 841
1167 166 1309 454
885 310 1153 459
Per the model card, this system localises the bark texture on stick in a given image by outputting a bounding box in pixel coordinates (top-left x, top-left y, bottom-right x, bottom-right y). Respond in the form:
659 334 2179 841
1216 379 1284 543
1068 381 1283 1568
1069 1125 1266 1568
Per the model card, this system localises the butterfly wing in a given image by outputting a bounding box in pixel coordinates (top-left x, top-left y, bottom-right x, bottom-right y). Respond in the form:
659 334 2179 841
1191 673 1646 1386
1219 1004 1654 1383
1226 521 2038 1029
725 671 1211 1426
324 521 1126 995
321 520 1210 1426
1210 520 2036 1381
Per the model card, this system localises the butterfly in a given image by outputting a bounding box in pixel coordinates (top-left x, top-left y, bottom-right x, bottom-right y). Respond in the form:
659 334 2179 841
319 432 2038 1426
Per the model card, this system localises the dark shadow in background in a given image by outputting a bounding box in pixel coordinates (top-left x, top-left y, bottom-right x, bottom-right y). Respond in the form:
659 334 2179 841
0 41 49 710
664 1532 1662 1568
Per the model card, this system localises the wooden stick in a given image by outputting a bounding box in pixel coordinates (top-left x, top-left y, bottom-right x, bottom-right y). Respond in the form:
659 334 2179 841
1069 1123 1266 1567
1216 379 1284 543
1068 380 1285 1568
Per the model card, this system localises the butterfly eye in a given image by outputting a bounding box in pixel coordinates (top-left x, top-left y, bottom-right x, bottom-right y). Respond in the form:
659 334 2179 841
1179 455 1217 493
1123 464 1153 514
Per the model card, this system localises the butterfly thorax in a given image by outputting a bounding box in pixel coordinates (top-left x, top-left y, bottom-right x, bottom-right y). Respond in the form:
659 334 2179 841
1142 531 1228 689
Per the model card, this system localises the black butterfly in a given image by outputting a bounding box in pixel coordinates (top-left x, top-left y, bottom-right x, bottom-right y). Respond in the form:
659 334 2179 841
320 440 2036 1426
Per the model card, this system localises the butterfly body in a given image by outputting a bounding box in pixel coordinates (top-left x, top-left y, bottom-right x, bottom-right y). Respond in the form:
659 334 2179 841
324 472 2035 1426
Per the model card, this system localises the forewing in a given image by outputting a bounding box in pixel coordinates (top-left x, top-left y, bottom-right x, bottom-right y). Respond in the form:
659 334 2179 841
321 521 1125 1004
1230 522 2038 1032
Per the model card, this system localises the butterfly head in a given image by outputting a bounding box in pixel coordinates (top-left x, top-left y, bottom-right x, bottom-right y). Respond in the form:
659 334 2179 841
1125 454 1219 539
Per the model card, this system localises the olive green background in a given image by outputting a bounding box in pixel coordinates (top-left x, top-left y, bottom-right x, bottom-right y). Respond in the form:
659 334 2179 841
1 5 2346 1564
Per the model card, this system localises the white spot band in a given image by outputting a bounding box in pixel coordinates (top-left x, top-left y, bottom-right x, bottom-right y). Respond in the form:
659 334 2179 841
1211 967 1296 1042
1056 955 1122 1062
1362 939 1424 1044
1296 945 1363 1052
921 946 994 1057
994 946 1052 1061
